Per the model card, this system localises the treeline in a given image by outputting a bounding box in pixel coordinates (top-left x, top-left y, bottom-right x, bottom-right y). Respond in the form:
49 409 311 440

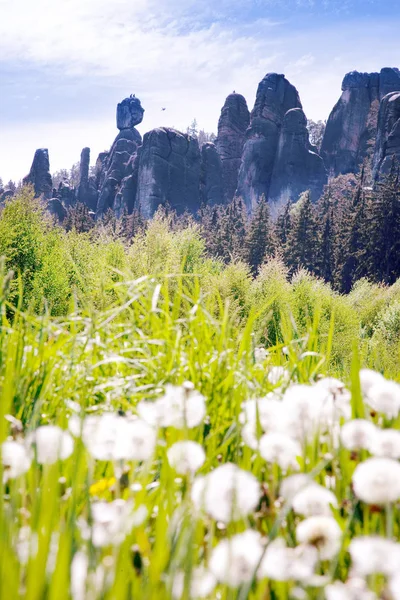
63 160 400 294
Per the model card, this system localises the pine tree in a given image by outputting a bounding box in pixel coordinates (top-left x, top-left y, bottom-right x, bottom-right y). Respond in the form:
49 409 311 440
317 206 334 283
218 197 248 262
285 192 318 274
245 195 274 274
64 203 95 233
275 199 292 250
337 181 368 293
365 160 400 285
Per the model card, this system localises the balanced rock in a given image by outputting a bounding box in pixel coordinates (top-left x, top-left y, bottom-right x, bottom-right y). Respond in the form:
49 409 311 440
215 93 250 202
23 148 52 199
135 128 201 218
47 198 67 222
373 92 400 179
117 95 144 130
269 108 327 213
96 95 144 216
321 68 400 176
236 73 302 213
200 142 224 206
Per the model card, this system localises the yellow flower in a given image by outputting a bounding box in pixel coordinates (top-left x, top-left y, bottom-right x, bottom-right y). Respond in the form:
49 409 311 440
89 477 116 496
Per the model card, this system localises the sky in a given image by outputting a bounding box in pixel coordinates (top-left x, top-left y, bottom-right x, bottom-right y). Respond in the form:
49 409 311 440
0 0 399 182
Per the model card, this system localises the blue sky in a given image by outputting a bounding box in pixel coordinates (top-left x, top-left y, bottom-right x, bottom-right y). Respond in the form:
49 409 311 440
0 0 399 182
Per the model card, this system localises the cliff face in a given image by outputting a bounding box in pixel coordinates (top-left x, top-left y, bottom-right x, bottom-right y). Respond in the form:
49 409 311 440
23 148 52 199
215 93 250 203
321 68 400 177
236 73 302 213
135 128 201 219
373 92 400 180
268 108 327 214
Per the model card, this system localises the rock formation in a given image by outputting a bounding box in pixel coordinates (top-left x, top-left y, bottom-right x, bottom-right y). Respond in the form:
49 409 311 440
47 198 67 222
23 148 52 199
268 108 327 213
200 143 223 207
373 92 400 179
215 93 250 202
236 73 302 213
96 96 144 216
321 68 400 177
135 128 201 218
76 147 98 211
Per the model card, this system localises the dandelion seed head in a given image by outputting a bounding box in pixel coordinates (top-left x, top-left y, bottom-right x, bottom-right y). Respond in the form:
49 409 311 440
28 425 73 465
296 516 342 560
2 440 31 480
352 457 400 505
167 441 205 474
259 432 301 471
209 530 264 587
340 419 377 451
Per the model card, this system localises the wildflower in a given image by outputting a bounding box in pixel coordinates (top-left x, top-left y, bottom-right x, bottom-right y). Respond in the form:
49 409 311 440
88 500 147 547
254 347 268 363
259 432 301 471
259 538 318 582
240 396 283 449
268 366 289 385
315 377 352 423
325 578 377 600
280 474 311 502
359 369 385 398
2 440 31 480
296 516 342 560
15 526 38 565
167 441 205 474
171 566 216 599
292 483 338 517
352 457 400 505
138 383 206 429
279 385 324 441
349 536 400 577
340 419 377 451
365 380 400 419
191 463 260 522
369 428 400 459
82 414 156 461
209 530 264 587
27 425 73 464
71 551 88 600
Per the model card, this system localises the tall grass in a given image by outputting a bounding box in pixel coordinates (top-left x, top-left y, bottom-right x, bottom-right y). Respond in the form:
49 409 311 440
1 191 400 598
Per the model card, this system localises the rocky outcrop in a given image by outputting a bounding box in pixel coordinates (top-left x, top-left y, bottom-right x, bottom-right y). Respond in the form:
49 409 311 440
76 147 98 210
236 73 302 212
96 96 144 217
321 68 400 176
373 92 400 179
136 128 201 218
23 148 52 199
215 93 250 202
56 180 75 207
200 143 223 206
269 108 327 213
47 198 67 222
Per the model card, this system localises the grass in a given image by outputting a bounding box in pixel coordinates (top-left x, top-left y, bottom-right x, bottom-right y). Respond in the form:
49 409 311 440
1 191 400 598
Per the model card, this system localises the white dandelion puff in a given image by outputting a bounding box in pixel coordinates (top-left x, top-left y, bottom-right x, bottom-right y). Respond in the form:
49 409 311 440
296 516 342 560
171 566 216 599
359 369 385 398
191 463 260 522
27 425 74 465
138 384 206 429
340 419 377 451
365 380 400 419
291 483 338 517
2 440 31 480
325 578 377 600
369 428 400 459
167 441 205 474
259 432 301 471
209 530 264 587
268 366 289 386
352 457 400 505
280 474 311 502
349 536 400 578
259 538 318 582
89 500 147 547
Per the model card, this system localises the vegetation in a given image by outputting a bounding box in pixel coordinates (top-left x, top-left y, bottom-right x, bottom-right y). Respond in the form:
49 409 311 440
1 187 400 598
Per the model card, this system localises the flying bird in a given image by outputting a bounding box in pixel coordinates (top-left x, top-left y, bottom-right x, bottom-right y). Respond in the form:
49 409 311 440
161 107 166 111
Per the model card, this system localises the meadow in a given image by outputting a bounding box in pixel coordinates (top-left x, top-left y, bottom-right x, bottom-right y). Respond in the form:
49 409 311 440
1 189 400 598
